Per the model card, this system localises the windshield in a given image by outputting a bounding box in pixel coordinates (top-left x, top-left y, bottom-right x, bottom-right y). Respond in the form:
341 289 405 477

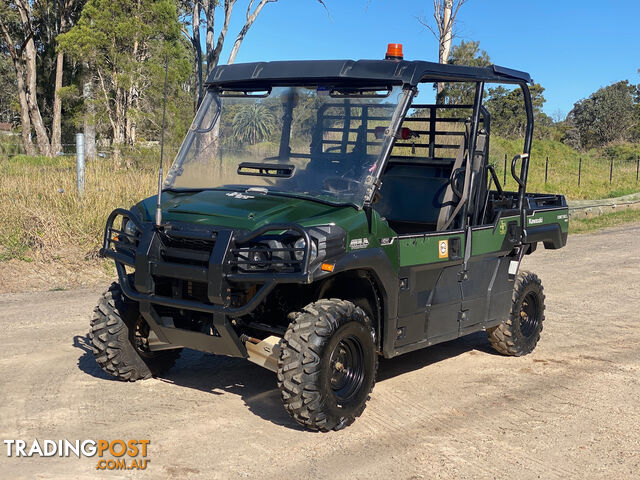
164 85 405 206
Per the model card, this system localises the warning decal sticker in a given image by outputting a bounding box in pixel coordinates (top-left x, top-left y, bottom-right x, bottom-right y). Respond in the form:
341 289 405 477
438 239 449 259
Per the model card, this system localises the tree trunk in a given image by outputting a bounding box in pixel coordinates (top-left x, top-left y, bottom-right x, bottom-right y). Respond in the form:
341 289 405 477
1 27 35 155
440 0 453 64
115 88 125 165
436 0 453 97
50 50 64 155
227 0 273 65
17 0 52 156
192 0 203 107
204 0 215 75
125 38 139 147
96 68 118 145
51 6 70 157
24 40 51 156
83 72 97 161
17 72 36 156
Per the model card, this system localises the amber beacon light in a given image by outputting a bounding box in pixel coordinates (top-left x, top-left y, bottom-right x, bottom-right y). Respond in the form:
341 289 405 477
385 43 404 60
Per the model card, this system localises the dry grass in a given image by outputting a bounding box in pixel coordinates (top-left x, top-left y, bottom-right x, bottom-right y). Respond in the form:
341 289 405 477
0 155 156 263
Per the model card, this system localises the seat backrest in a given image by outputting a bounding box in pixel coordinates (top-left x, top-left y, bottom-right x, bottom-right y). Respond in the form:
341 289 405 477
436 127 469 231
375 163 451 231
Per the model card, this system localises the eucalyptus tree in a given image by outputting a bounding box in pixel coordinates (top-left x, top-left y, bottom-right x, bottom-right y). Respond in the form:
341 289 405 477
181 0 328 107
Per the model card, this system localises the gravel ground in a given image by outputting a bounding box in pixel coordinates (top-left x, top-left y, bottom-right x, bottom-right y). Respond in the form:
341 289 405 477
0 224 639 480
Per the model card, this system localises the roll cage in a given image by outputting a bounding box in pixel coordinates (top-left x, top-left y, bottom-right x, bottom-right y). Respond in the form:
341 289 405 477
205 58 535 239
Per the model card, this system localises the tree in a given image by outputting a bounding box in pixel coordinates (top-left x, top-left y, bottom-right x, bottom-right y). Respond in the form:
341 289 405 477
42 0 84 155
232 103 275 144
484 83 549 138
0 0 83 156
0 46 18 125
419 0 468 96
181 0 328 107
439 40 490 105
59 0 192 162
567 81 636 149
0 0 51 155
633 78 640 142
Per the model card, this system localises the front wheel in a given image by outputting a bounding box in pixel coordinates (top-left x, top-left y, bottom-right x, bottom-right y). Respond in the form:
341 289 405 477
487 270 545 356
90 283 181 381
277 299 377 432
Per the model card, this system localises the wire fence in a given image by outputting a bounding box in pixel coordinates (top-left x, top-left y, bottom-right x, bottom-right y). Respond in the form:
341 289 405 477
495 153 640 188
0 140 181 164
2 139 640 190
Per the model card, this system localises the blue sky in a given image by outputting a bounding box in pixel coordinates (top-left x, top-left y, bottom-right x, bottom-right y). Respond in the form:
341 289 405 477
215 0 640 118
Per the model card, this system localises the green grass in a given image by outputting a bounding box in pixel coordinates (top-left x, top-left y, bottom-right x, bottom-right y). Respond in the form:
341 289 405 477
489 138 640 200
569 209 640 234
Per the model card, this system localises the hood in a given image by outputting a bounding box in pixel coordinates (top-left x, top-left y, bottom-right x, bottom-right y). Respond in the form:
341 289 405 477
137 189 351 230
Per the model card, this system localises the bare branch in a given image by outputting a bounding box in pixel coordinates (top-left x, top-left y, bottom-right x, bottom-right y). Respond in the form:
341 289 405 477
316 0 331 20
212 0 238 67
227 0 276 64
416 15 438 40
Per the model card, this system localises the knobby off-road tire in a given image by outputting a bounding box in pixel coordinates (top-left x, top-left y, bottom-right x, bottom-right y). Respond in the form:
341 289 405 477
90 282 181 381
488 270 545 356
277 299 378 432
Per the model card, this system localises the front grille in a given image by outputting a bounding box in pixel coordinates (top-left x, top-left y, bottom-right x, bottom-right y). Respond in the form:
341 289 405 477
162 235 214 251
158 230 216 267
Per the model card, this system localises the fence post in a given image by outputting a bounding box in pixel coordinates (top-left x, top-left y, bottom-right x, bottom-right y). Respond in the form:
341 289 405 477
545 156 548 184
578 157 582 187
76 133 85 198
503 153 507 186
636 157 639 182
609 158 613 184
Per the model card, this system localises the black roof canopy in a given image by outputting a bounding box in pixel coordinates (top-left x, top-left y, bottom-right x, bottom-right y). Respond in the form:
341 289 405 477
205 59 532 89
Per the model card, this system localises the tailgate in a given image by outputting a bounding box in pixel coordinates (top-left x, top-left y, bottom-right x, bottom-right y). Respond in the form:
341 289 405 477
523 193 569 249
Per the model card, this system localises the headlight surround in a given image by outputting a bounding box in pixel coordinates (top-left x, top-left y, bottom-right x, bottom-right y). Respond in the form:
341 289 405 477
294 237 317 264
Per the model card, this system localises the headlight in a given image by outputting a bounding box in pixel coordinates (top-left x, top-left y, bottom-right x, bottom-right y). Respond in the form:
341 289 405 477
237 245 272 271
294 237 317 263
123 219 139 238
248 246 270 269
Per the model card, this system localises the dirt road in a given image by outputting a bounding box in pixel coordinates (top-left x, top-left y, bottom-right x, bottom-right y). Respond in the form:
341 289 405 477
1 225 639 480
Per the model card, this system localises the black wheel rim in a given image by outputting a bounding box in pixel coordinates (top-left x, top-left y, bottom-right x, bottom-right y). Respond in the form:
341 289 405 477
329 335 366 404
519 292 541 338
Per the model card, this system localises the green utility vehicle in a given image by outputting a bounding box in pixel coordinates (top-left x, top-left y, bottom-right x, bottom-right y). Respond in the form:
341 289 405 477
93 45 568 431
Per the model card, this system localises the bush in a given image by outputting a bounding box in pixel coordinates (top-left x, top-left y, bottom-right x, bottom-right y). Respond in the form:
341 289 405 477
602 143 640 163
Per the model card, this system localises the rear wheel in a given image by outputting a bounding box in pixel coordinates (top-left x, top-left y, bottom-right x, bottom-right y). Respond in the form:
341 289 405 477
488 271 545 356
277 299 377 432
90 283 181 381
